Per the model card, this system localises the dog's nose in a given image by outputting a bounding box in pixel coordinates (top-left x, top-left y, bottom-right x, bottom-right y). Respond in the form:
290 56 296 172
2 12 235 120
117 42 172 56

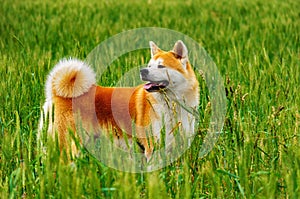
140 68 149 77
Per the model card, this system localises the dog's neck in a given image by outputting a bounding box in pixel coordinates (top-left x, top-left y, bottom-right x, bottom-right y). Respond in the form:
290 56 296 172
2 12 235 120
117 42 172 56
154 86 199 108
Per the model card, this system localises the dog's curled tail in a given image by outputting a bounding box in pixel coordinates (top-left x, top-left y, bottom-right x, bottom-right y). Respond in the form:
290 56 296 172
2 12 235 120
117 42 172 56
38 58 96 141
45 58 96 99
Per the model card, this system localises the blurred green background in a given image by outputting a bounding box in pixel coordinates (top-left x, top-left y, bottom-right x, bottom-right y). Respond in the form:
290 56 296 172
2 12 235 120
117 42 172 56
0 0 299 198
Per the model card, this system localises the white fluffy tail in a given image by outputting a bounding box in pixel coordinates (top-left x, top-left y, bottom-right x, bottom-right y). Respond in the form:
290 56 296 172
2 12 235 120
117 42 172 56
38 58 96 142
45 58 96 99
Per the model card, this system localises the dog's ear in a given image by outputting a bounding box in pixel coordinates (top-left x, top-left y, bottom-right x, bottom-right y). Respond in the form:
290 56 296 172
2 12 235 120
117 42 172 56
149 41 161 57
173 40 188 59
173 40 188 69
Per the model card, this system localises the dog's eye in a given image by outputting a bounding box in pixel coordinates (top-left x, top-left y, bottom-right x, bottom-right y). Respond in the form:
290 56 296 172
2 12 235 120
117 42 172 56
158 65 165 68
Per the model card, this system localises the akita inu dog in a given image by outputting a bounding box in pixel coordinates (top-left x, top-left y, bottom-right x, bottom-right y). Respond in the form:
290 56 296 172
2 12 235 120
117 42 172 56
39 40 199 161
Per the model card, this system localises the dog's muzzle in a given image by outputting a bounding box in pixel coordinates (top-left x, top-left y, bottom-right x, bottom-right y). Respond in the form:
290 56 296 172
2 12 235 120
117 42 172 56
140 68 169 92
140 68 149 80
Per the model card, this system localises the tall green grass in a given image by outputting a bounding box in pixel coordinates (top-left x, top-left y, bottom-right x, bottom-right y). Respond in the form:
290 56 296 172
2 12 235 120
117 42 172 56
1 0 299 198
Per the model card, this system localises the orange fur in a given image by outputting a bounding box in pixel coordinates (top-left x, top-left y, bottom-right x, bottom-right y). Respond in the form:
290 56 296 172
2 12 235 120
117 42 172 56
50 84 157 159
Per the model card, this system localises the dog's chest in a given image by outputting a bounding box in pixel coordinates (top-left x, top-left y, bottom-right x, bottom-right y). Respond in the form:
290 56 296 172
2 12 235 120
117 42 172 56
150 94 186 140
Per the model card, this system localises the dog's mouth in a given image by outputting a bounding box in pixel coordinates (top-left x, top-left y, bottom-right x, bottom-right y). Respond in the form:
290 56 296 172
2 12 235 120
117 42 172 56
143 80 169 92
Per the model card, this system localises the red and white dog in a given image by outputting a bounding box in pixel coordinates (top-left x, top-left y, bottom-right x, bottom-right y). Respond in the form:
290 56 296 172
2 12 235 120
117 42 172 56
39 40 199 160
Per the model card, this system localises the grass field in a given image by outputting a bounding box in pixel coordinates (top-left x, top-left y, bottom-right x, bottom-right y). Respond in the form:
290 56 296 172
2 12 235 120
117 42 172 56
1 0 299 198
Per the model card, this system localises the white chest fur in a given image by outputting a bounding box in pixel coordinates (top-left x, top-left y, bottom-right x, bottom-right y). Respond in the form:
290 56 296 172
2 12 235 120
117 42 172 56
151 92 197 148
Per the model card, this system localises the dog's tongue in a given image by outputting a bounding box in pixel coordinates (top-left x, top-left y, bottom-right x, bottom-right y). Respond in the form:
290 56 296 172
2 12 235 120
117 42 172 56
144 81 168 92
144 82 155 90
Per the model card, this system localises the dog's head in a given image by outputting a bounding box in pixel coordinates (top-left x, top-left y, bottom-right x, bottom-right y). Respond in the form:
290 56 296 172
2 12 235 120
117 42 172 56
140 40 196 93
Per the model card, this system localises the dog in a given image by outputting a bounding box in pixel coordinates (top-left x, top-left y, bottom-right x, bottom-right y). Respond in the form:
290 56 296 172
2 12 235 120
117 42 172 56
38 40 199 161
